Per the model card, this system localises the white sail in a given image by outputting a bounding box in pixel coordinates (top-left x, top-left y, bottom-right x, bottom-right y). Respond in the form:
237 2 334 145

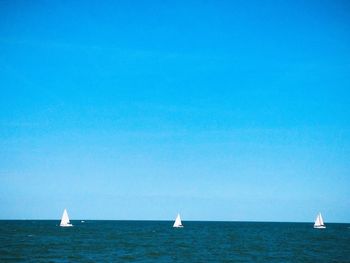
319 213 324 225
314 212 325 229
60 209 73 227
314 214 321 226
173 213 183 228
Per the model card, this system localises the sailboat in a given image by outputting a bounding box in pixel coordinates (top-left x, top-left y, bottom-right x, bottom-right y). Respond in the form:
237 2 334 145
173 213 183 228
60 209 73 227
314 212 326 229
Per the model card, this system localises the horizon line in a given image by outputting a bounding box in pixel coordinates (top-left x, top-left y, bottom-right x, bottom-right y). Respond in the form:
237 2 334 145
0 219 349 224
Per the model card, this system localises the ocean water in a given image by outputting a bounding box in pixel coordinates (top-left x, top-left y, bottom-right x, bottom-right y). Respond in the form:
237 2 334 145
0 221 349 262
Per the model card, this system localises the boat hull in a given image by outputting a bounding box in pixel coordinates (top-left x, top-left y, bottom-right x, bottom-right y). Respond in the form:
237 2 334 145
60 224 73 227
313 225 326 229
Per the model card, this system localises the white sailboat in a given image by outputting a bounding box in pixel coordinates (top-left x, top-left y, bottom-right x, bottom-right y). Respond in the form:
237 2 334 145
314 212 326 229
60 209 73 227
173 213 183 228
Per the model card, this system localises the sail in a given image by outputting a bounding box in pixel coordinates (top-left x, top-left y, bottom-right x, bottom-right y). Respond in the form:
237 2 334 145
314 212 325 228
319 213 324 225
173 213 183 227
60 209 72 226
314 214 321 226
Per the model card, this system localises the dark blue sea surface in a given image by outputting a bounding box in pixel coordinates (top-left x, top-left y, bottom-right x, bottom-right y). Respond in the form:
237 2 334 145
0 220 349 262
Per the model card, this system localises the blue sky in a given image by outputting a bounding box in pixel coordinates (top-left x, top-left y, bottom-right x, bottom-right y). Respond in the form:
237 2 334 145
0 0 349 222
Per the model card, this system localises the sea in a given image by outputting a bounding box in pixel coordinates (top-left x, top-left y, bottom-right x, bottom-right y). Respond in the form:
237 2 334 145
1 220 349 262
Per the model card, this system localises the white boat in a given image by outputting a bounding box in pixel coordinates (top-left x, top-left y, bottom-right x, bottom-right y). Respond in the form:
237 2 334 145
60 209 73 227
314 212 326 229
173 213 183 228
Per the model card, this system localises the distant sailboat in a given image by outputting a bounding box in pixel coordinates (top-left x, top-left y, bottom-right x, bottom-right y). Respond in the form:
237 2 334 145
314 212 326 229
173 213 183 228
60 209 73 227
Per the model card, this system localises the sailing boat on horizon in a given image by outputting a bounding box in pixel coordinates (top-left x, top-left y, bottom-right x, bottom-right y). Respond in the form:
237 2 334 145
173 213 183 228
60 209 73 227
314 212 326 229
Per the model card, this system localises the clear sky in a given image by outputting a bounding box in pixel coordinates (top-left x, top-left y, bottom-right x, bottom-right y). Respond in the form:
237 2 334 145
0 0 349 222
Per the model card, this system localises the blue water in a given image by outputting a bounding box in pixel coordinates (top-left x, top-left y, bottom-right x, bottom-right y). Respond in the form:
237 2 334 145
0 221 349 262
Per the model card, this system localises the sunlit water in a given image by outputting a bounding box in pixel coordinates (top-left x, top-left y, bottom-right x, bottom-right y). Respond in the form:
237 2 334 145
1 221 349 262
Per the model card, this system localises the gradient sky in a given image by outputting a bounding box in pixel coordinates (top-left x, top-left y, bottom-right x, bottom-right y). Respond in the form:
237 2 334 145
0 0 349 222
